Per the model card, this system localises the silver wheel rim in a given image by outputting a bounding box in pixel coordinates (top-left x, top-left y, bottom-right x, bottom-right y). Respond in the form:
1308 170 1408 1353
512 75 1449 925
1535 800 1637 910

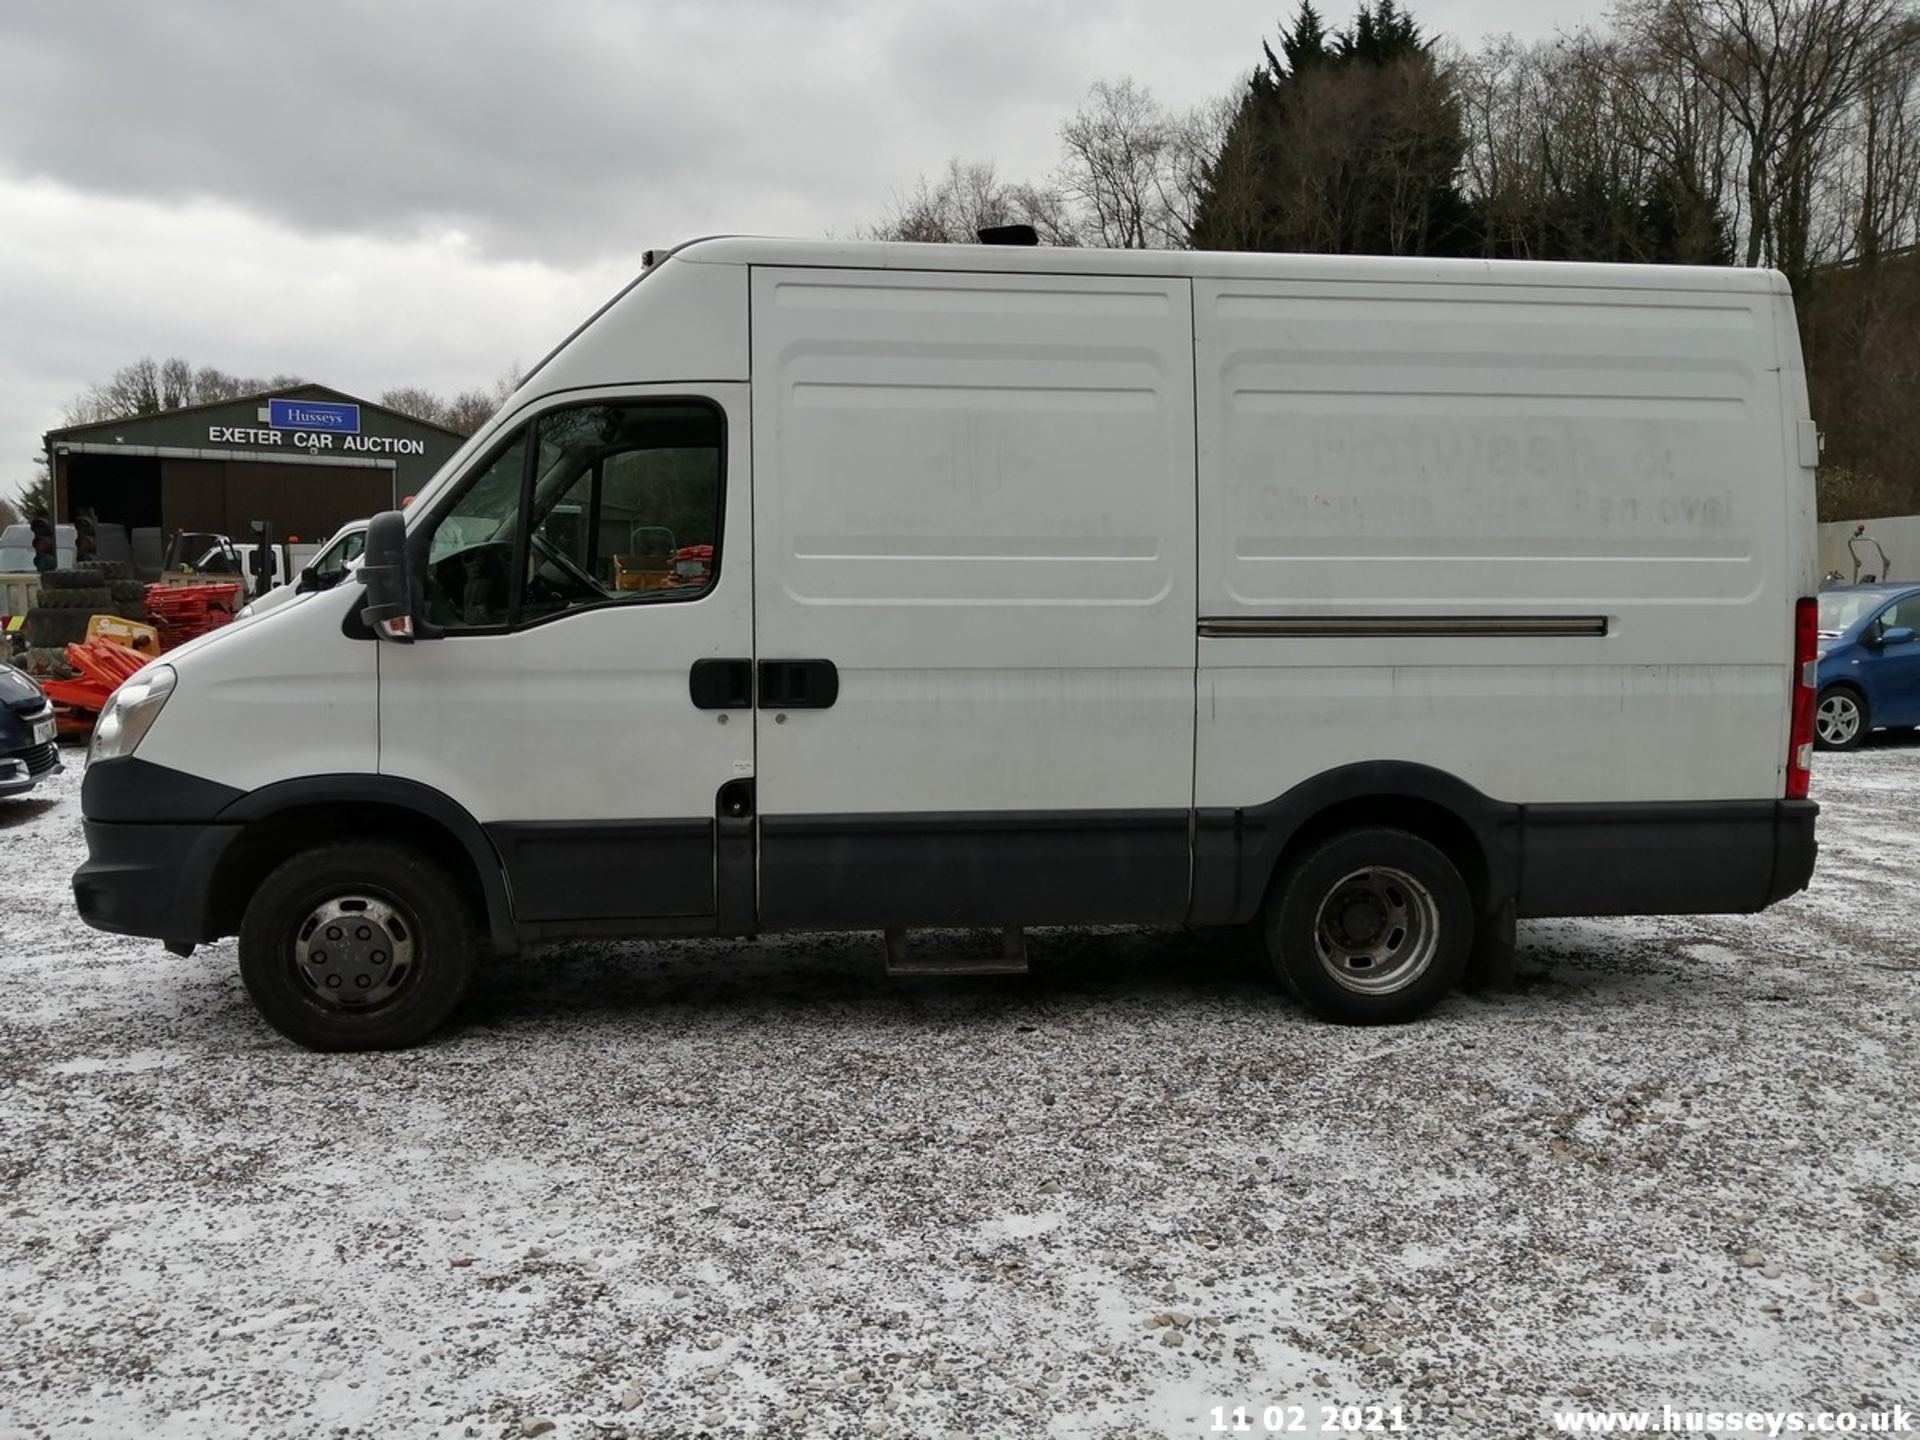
1311 866 1440 996
1816 694 1860 746
293 894 417 1010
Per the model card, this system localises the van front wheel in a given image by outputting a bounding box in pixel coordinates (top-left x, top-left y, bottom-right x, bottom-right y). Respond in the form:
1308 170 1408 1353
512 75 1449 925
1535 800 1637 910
238 841 476 1051
1264 827 1472 1024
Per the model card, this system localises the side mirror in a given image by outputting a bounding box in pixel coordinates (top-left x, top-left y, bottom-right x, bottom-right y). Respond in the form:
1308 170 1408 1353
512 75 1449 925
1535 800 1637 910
295 566 322 594
358 510 416 640
1883 626 1916 646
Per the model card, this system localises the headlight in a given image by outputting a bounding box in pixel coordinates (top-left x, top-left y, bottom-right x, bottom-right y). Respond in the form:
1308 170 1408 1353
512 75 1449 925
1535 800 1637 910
89 664 176 763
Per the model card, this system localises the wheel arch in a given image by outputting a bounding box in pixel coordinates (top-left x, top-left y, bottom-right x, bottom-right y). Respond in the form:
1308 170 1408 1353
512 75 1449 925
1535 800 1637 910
211 776 517 953
1191 761 1518 927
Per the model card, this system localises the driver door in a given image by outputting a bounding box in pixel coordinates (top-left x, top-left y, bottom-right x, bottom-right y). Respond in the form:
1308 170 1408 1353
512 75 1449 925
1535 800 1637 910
377 384 754 927
1871 594 1920 727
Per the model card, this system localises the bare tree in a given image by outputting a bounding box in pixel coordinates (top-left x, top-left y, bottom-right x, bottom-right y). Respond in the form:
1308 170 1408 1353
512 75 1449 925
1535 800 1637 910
860 80 1229 250
1054 79 1194 248
861 159 1031 243
63 358 308 426
1845 41 1920 255
1617 0 1920 282
440 373 519 435
380 367 520 436
379 386 449 425
1163 94 1239 245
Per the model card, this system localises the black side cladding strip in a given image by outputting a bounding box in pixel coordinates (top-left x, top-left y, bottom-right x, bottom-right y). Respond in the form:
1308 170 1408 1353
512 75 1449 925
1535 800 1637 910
1197 616 1610 638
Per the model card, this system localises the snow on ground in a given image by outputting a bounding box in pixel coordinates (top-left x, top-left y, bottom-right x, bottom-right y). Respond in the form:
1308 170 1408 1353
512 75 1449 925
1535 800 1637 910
2 745 1917 1440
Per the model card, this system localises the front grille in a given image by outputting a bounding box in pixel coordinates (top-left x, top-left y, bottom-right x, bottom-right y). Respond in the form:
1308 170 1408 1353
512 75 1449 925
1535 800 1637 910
17 740 59 777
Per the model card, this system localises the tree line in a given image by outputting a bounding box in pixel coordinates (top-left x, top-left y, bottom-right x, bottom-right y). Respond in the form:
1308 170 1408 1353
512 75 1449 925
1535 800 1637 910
864 0 1920 519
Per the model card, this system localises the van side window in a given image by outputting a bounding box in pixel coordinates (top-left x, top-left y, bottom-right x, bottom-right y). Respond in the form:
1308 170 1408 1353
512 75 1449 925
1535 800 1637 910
420 401 723 631
522 403 723 622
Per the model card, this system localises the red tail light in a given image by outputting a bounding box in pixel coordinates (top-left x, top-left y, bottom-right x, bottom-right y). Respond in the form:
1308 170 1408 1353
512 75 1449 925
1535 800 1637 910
1787 595 1817 799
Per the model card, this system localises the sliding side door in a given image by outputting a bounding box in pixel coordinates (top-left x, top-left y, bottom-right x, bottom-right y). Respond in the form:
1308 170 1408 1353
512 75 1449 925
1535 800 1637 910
748 265 1197 927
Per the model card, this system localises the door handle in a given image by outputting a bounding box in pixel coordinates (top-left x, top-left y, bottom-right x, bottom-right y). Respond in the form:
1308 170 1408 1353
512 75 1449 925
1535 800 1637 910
690 657 753 709
758 659 839 710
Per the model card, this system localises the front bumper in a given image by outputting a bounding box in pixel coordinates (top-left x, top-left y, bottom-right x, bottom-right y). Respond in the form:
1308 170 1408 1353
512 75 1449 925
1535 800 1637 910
73 819 239 943
0 738 62 797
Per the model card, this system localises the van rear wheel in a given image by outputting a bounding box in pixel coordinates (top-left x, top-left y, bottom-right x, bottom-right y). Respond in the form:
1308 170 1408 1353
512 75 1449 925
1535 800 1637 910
238 841 476 1051
1263 827 1472 1024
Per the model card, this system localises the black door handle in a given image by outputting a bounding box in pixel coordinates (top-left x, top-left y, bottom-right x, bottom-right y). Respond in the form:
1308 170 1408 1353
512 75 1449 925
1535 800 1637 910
690 658 753 709
758 659 838 709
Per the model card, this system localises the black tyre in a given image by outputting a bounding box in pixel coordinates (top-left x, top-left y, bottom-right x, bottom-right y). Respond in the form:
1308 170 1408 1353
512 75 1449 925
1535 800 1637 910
38 587 112 610
109 580 148 603
22 608 90 648
1263 826 1473 1024
80 559 132 580
238 841 478 1051
40 569 97 591
1814 685 1868 751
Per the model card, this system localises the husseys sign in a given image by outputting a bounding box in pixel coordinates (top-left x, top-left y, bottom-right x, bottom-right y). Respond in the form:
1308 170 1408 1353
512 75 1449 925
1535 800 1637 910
204 397 429 457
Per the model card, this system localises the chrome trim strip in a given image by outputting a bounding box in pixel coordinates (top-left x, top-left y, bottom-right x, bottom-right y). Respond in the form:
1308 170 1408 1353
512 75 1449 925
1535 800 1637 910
1198 616 1610 638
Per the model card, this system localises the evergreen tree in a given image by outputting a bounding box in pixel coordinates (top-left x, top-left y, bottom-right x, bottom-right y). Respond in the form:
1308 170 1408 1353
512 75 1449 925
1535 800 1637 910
1265 0 1331 79
16 470 52 521
1191 1 1473 257
1336 0 1423 64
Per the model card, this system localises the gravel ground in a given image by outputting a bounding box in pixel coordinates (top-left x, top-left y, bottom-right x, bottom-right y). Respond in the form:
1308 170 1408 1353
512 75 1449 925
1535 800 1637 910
2 744 1917 1440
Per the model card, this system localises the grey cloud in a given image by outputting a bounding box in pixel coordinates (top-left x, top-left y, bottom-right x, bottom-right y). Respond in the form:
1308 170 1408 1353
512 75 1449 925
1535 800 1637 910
0 0 1595 490
0 0 1595 267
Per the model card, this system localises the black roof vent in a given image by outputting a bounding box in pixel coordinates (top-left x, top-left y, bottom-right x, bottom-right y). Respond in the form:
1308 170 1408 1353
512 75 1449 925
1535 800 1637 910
976 224 1039 246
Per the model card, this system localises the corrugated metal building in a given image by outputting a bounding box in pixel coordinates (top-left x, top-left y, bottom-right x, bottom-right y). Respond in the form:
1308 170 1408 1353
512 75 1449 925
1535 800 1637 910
43 385 464 558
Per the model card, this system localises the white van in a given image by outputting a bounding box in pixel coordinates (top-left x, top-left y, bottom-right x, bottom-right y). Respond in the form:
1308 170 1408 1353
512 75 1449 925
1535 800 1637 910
72 238 1821 1050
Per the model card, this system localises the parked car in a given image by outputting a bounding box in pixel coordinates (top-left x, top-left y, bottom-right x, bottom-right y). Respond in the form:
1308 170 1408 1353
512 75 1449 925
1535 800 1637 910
0 522 75 574
0 663 60 797
1814 583 1920 750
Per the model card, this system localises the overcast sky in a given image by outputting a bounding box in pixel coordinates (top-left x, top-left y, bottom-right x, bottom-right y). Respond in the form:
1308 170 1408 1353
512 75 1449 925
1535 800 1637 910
0 0 1595 505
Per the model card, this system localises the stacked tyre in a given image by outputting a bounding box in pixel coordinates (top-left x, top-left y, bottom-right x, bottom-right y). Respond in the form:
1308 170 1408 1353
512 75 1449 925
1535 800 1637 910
23 561 152 678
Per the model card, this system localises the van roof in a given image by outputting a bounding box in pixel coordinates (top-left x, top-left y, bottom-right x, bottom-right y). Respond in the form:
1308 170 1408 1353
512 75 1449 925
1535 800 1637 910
663 235 1788 295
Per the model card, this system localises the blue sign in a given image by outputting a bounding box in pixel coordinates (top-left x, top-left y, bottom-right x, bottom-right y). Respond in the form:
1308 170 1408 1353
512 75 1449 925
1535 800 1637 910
269 398 360 433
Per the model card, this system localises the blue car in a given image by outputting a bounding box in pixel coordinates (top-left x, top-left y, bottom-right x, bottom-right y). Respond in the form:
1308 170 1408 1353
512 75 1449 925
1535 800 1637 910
1 662 61 796
1815 583 1920 750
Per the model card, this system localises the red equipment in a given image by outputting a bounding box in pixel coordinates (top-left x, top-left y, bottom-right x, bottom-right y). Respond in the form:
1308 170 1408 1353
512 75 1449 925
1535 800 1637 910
146 582 243 645
42 637 155 732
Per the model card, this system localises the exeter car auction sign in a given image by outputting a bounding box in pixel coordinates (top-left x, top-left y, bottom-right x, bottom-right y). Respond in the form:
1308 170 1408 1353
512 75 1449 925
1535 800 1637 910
204 397 428 456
